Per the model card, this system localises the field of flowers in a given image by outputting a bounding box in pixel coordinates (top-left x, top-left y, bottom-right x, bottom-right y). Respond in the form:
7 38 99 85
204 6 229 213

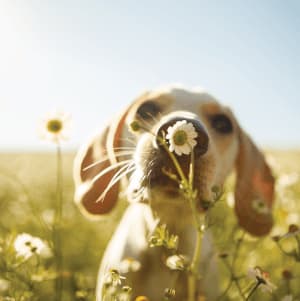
0 148 299 301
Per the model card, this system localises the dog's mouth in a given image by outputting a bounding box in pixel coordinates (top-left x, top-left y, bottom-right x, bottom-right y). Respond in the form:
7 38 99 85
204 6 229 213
126 116 217 212
147 169 213 211
128 145 216 212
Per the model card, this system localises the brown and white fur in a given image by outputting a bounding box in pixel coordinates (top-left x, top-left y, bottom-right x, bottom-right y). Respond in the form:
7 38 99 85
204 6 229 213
73 86 275 301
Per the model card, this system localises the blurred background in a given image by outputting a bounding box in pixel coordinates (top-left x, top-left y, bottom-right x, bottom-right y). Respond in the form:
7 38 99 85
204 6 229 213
0 0 299 151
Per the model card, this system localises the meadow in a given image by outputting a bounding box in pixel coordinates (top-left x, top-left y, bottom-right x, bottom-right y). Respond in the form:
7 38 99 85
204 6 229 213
0 150 299 301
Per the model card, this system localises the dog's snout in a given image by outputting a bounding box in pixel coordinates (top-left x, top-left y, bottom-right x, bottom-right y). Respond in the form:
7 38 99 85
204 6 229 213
156 116 209 156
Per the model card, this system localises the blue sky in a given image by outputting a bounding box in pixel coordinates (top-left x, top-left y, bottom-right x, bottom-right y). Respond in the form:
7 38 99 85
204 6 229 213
0 0 299 151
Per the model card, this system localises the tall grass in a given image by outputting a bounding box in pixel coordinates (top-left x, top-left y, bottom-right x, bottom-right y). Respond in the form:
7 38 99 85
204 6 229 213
0 150 299 300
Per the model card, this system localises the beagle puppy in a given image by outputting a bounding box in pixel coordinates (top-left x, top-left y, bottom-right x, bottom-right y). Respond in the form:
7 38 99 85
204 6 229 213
73 86 274 301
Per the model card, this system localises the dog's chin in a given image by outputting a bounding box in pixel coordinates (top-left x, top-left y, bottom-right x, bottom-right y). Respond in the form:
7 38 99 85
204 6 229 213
141 180 213 214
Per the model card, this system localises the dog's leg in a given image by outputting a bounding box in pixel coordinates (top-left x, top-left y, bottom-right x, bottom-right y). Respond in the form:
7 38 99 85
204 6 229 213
96 203 158 301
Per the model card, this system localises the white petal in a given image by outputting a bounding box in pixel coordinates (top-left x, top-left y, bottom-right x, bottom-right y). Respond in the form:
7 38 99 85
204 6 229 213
174 149 182 156
188 139 197 148
169 144 175 152
181 144 191 155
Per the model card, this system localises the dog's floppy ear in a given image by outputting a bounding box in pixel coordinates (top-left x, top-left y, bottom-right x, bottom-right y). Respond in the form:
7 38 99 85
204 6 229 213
73 110 129 218
234 128 275 236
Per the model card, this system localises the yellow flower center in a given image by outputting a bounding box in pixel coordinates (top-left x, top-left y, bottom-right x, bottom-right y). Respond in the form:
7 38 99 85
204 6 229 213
47 119 63 133
135 296 149 301
173 130 188 145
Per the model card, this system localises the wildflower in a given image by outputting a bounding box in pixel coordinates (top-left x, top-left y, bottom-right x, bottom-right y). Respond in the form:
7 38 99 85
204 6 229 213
281 224 300 239
117 286 132 301
252 199 270 214
14 233 51 259
135 296 149 301
0 278 9 292
39 111 71 143
149 235 163 248
282 269 293 280
248 267 277 293
165 254 189 271
104 269 125 286
166 120 198 155
122 286 132 293
164 288 176 299
149 224 179 250
166 234 179 250
130 121 141 132
119 257 141 273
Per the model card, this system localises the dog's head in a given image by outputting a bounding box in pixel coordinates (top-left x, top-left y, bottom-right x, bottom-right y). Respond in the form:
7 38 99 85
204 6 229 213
73 86 274 236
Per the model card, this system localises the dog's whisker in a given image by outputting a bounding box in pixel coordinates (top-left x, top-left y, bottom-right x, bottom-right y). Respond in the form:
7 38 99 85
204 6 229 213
91 159 133 184
145 112 160 124
138 119 154 133
83 152 135 171
111 146 136 151
117 137 137 146
96 164 136 203
107 161 135 187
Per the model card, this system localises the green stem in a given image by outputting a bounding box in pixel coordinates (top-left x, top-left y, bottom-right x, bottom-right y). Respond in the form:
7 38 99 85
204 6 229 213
246 282 260 301
220 246 246 301
161 142 188 186
232 232 245 271
54 143 63 300
295 236 300 259
158 136 204 301
187 226 202 301
216 280 232 301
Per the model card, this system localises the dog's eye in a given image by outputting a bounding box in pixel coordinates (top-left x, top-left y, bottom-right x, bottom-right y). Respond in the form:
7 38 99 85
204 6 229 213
210 114 233 134
137 101 161 120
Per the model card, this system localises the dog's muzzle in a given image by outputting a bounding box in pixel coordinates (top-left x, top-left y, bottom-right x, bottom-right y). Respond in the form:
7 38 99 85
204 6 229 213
155 114 209 157
130 112 212 200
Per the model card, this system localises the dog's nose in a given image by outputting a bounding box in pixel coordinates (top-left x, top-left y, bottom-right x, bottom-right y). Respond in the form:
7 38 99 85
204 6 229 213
156 117 209 156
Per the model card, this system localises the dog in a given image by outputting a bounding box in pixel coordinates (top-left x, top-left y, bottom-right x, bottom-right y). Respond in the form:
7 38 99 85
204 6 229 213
73 86 275 301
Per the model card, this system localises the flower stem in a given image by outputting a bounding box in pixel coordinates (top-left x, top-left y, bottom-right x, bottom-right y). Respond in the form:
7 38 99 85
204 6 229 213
187 227 202 301
54 143 63 300
158 136 203 301
245 282 260 301
186 149 203 301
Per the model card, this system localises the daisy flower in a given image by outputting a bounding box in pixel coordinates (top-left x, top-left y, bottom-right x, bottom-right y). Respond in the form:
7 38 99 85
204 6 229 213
119 257 141 273
104 269 126 286
14 233 51 259
248 267 277 293
39 110 71 143
164 288 176 299
165 254 189 271
0 278 9 292
281 224 300 239
135 296 149 301
166 120 198 156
